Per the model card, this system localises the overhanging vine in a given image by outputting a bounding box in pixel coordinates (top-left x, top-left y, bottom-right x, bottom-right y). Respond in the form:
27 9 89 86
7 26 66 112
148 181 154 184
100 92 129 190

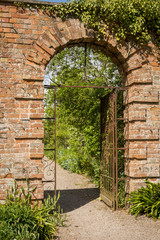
14 0 160 49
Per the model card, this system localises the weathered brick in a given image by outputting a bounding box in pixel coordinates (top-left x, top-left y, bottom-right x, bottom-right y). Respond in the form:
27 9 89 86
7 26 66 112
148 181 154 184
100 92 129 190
0 12 11 18
129 160 160 178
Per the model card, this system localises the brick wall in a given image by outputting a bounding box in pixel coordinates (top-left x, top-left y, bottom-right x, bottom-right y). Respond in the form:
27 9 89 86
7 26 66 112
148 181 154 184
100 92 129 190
0 0 160 200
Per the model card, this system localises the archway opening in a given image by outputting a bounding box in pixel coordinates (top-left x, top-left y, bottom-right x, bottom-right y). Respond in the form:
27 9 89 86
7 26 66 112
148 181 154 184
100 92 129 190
42 44 127 210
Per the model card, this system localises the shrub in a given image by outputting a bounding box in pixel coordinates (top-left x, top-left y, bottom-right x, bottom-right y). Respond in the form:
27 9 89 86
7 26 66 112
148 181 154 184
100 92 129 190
127 180 160 219
0 180 65 240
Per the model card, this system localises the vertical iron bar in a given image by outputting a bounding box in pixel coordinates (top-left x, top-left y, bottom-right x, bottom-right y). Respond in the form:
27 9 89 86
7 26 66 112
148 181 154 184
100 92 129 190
115 89 118 209
126 88 130 202
84 43 87 79
100 97 103 200
112 93 115 210
54 87 57 197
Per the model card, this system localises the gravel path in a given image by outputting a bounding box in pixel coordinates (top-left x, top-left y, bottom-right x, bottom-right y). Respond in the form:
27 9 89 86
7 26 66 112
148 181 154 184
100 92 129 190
55 164 160 240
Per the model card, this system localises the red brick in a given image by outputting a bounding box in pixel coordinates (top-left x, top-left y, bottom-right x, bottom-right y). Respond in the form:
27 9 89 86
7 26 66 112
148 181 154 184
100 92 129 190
5 33 19 38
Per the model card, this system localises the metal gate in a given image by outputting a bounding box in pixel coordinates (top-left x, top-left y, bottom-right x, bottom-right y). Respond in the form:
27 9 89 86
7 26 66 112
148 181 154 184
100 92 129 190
100 88 128 209
42 85 128 208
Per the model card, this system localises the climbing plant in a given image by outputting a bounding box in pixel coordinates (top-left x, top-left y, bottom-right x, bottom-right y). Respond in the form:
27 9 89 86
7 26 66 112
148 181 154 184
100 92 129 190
14 0 160 47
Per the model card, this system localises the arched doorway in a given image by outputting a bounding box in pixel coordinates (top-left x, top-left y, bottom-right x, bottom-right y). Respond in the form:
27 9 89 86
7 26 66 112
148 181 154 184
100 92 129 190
42 44 128 209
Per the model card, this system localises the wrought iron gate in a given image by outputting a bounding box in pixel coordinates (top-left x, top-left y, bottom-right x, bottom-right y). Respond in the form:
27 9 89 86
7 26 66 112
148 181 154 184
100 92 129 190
42 85 128 208
100 88 128 209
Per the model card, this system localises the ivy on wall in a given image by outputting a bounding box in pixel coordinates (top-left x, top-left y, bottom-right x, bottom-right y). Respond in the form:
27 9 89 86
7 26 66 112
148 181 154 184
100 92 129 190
14 0 160 47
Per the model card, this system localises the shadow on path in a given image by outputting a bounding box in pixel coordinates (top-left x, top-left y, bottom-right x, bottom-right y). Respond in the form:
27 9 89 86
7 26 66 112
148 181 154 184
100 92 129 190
45 188 99 213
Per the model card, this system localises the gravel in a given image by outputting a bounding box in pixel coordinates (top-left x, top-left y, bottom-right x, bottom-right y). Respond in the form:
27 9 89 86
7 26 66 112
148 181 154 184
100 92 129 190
54 164 160 240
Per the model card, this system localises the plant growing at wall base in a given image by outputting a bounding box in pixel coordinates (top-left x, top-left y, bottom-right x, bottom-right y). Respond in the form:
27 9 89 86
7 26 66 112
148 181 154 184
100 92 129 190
0 180 65 240
127 180 160 219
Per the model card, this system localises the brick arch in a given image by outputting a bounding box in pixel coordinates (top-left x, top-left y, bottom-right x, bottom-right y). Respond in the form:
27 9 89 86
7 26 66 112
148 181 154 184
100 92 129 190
23 19 157 86
0 0 160 201
24 24 128 73
24 22 144 76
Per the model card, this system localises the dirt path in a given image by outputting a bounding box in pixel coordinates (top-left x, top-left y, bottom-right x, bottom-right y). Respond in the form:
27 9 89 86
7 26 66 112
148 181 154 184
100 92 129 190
55 164 160 240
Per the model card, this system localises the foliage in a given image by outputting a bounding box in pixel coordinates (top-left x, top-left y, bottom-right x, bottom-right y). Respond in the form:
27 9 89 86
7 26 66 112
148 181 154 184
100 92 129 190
117 178 127 208
0 180 64 240
14 0 160 47
127 180 160 219
44 46 122 185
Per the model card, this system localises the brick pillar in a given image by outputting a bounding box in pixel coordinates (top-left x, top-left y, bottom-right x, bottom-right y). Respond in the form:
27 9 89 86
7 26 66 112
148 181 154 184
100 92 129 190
124 59 160 192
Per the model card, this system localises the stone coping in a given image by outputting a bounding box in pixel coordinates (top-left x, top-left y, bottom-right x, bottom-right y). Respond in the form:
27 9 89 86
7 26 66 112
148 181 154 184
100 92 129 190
0 0 62 5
